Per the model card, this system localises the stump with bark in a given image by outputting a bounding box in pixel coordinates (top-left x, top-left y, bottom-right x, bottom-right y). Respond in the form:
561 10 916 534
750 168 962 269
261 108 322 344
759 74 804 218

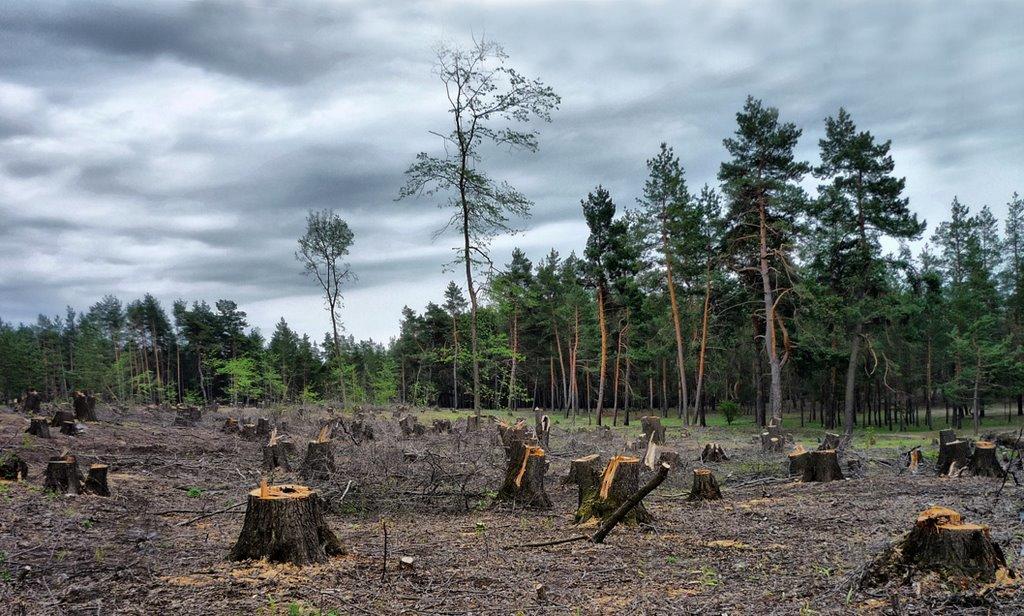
907 447 922 474
640 416 666 445
801 449 844 482
431 419 452 434
255 417 272 437
21 390 41 414
300 439 335 481
44 454 81 494
968 440 1004 478
174 406 202 427
862 506 1016 587
567 454 602 509
687 468 722 501
221 417 239 433
534 412 551 449
576 455 652 525
399 415 426 437
239 422 258 441
262 430 292 472
496 423 551 508
26 416 51 439
760 426 786 453
938 439 971 476
0 451 29 481
656 447 682 469
84 464 110 496
788 444 809 477
60 421 79 436
818 432 841 451
73 391 98 422
701 443 729 463
229 483 344 566
50 410 75 427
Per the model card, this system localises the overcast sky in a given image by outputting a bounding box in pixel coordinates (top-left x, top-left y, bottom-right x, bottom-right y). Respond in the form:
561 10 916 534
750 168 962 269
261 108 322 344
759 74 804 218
1 1 1022 343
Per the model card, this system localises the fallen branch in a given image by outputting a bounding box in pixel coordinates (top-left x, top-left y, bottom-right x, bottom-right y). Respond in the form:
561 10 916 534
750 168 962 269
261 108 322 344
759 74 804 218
176 501 245 527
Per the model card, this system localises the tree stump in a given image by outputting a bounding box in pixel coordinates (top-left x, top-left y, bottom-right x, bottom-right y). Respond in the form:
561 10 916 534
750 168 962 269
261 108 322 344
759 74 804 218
907 447 922 474
239 422 258 441
221 417 239 433
255 417 272 437
174 406 202 427
687 468 722 501
465 415 481 432
496 424 551 508
640 416 666 445
431 419 452 434
73 391 98 422
60 421 79 436
84 464 110 496
262 431 292 472
534 412 551 449
863 506 1016 587
44 454 81 494
351 419 374 442
50 410 75 427
26 416 51 439
656 447 682 469
300 440 335 480
801 449 844 482
229 484 344 566
700 443 729 463
938 428 956 448
760 426 786 453
399 415 425 437
938 439 971 476
21 390 41 414
788 444 809 477
576 455 652 525
0 451 29 481
818 432 840 451
567 454 602 509
968 440 1004 478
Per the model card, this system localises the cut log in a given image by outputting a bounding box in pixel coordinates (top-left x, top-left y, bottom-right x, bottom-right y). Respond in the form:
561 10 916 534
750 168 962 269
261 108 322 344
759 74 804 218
60 421 79 436
496 424 551 509
221 417 239 433
700 442 729 463
863 506 1016 587
84 464 110 496
640 416 666 445
687 468 722 501
174 406 202 427
73 391 98 422
801 449 844 483
50 410 75 427
567 454 602 508
818 432 840 451
576 455 652 525
968 440 1004 478
44 455 81 494
0 451 29 481
229 484 344 565
299 440 335 480
26 416 51 439
938 439 970 476
788 444 809 477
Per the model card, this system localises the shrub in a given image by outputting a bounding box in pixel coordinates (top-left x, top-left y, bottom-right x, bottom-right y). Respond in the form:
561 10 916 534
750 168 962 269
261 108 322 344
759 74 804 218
718 400 740 425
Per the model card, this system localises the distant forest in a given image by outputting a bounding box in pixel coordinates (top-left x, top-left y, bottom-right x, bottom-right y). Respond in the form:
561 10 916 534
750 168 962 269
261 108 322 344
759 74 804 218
3 100 1022 437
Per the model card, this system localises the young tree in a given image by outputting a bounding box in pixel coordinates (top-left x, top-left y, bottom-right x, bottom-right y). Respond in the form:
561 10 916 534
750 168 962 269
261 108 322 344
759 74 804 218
398 37 559 414
296 209 355 408
719 96 809 427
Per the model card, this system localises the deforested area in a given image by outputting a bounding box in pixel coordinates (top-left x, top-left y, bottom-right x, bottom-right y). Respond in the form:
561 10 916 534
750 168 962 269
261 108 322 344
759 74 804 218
2 2 1023 615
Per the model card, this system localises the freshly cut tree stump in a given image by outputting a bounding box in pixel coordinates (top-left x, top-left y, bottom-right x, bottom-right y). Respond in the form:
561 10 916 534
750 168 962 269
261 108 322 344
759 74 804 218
50 410 75 427
640 416 666 445
431 418 452 434
84 464 110 496
399 415 425 437
863 507 1016 587
576 455 652 525
300 439 335 480
656 447 682 469
262 430 292 472
221 417 239 433
44 454 81 494
60 421 79 436
239 422 258 441
255 417 272 437
567 454 602 510
174 406 202 427
534 412 551 449
229 484 344 565
700 443 729 463
968 440 1004 478
938 439 971 476
26 416 51 439
818 432 841 451
687 468 722 501
73 391 98 422
801 449 844 482
496 423 551 508
788 444 809 477
21 389 41 414
907 447 922 474
0 451 29 481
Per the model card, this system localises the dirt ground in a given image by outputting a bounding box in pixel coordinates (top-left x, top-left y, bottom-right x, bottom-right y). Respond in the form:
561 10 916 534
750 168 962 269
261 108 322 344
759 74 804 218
0 404 1022 615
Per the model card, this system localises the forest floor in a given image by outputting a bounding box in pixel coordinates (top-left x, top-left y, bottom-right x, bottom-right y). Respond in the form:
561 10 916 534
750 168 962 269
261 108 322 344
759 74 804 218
1 403 1023 615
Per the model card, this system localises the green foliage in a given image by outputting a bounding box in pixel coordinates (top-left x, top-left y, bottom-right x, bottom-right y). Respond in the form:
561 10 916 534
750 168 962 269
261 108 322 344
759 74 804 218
718 400 740 425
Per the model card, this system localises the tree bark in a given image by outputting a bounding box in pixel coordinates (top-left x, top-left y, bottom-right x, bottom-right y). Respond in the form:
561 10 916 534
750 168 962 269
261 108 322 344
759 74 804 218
801 449 844 482
26 416 51 439
687 468 722 501
229 484 344 565
84 464 110 496
595 285 609 426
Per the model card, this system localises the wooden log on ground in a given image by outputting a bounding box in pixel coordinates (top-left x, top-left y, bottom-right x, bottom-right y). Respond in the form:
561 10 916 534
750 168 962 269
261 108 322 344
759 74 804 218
84 464 110 496
229 483 344 565
939 439 971 476
60 421 79 436
576 455 652 525
567 454 602 509
863 506 1016 587
687 468 722 501
818 432 840 451
0 451 29 481
299 440 335 480
174 406 202 427
788 444 809 477
496 423 551 508
73 391 98 422
44 454 81 494
50 410 75 427
26 416 51 439
801 449 844 482
640 416 666 445
700 442 729 463
221 417 239 433
968 440 1004 478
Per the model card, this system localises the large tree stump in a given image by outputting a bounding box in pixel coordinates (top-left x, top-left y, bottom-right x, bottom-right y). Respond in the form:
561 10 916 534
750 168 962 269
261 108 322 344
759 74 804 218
50 410 75 427
229 484 344 565
788 444 809 477
21 389 41 414
84 464 110 496
863 507 1016 587
818 432 840 451
640 416 666 445
938 439 971 476
221 417 239 433
0 451 29 481
496 422 551 508
576 455 652 525
700 442 729 463
174 406 202 427
968 440 1004 478
760 426 785 453
26 416 51 439
567 454 602 509
60 421 79 436
801 449 844 482
44 454 81 494
687 468 722 501
300 440 335 480
73 391 98 422
262 431 292 472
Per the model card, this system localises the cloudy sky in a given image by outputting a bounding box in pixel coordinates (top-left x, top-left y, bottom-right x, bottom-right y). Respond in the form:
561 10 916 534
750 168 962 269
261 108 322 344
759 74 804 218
1 1 1022 343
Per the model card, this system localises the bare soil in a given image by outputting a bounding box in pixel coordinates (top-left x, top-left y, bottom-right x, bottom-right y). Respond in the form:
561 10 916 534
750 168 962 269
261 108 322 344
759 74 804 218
1 405 1022 615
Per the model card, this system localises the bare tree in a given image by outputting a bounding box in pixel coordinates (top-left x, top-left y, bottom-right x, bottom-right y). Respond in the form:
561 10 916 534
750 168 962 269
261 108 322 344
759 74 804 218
398 36 559 414
296 209 355 408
